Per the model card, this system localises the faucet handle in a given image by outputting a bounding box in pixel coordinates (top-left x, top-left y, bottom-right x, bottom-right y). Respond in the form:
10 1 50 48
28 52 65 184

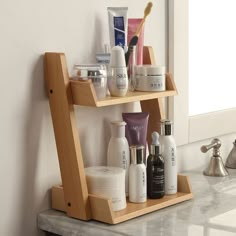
201 138 228 177
201 138 221 155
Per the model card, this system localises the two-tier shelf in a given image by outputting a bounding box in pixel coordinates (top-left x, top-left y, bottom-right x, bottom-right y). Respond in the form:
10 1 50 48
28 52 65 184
44 46 193 224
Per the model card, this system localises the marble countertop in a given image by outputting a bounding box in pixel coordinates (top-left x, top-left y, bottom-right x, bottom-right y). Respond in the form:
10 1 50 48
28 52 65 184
38 170 236 236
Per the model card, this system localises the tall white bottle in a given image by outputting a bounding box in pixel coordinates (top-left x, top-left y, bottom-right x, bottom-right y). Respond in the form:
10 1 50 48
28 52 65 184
129 145 147 203
159 120 177 194
107 121 130 196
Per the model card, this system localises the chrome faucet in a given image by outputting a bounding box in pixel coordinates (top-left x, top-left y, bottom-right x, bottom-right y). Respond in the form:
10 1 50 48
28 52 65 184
201 138 228 177
226 140 236 169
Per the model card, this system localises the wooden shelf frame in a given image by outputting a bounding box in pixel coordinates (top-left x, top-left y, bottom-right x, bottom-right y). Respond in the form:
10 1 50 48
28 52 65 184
44 46 193 224
70 73 177 107
52 174 193 224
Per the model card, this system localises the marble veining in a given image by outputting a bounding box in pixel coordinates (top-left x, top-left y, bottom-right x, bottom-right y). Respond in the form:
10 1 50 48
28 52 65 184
38 170 236 236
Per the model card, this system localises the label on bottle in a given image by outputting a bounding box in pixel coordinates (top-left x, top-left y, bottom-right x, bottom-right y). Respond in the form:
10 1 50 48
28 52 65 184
129 164 147 203
116 73 128 90
122 150 127 169
142 169 146 187
151 167 164 194
165 146 177 193
170 147 176 167
147 157 165 198
114 16 125 47
150 81 163 89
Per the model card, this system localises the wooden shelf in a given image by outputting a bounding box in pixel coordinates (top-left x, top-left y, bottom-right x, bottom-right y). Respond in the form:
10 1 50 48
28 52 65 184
52 175 193 224
70 73 177 107
44 46 193 225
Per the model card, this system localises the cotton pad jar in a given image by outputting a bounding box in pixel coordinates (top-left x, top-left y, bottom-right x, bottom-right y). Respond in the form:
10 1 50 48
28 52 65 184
85 166 126 211
135 65 166 92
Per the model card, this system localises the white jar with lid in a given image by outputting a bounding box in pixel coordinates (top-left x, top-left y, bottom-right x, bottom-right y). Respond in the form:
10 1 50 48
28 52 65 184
135 65 166 92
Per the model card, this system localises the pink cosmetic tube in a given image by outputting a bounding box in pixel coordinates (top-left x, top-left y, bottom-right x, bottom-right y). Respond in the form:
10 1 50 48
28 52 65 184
128 19 145 65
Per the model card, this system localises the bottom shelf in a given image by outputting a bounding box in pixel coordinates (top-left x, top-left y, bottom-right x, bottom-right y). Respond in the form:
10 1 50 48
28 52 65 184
51 174 193 224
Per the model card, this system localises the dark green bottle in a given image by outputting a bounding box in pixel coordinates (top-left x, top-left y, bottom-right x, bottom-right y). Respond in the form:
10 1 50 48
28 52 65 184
147 132 165 199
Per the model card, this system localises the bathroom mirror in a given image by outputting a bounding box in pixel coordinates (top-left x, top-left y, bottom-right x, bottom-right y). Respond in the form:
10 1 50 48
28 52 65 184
168 0 236 146
189 0 236 116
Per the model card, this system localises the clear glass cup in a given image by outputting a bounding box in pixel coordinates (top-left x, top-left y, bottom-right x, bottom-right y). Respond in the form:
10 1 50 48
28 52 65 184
73 64 107 100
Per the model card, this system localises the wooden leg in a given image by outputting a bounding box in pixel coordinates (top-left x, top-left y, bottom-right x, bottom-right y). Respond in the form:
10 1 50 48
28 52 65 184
140 98 165 147
44 53 91 220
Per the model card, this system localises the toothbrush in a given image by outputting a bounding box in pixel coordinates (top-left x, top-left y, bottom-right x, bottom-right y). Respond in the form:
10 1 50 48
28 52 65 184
125 2 153 65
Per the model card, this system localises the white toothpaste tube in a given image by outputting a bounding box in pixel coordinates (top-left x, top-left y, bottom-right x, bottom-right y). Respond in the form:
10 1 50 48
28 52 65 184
107 7 128 49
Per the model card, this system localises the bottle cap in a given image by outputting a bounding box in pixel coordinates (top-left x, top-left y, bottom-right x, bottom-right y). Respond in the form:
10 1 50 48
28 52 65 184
110 121 126 138
110 46 126 68
150 132 161 155
160 119 173 136
130 145 145 164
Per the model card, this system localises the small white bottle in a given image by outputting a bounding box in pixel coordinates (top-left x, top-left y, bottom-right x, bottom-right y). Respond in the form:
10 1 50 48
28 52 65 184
107 121 130 196
159 120 177 195
129 145 147 203
108 46 128 97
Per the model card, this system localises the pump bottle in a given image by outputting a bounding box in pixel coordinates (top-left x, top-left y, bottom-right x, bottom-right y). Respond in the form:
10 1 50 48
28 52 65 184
107 121 130 196
159 120 177 195
129 145 147 203
147 132 165 199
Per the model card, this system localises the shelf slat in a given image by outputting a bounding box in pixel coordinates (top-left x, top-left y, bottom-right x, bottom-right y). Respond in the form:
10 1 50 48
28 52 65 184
51 175 193 224
96 90 177 107
113 192 193 224
70 73 177 107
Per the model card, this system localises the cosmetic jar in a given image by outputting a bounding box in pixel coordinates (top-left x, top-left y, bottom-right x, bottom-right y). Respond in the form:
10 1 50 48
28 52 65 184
135 65 166 92
85 166 126 211
73 64 107 100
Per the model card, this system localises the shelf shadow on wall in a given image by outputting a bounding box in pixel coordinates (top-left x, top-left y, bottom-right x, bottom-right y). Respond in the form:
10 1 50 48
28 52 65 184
17 55 52 235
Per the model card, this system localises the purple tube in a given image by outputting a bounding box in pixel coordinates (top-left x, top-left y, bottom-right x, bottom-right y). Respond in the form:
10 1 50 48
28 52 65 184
122 112 149 164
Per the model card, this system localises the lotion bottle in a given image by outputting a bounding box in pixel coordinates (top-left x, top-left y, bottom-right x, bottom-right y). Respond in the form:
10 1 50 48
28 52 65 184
108 46 128 97
129 145 147 203
107 121 130 196
147 132 165 199
159 120 177 195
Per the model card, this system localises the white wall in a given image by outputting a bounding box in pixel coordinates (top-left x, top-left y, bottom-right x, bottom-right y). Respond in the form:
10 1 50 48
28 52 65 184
1 1 235 235
0 1 167 235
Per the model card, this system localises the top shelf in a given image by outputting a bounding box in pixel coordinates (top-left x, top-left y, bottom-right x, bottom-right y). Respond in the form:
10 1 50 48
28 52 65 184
70 73 177 107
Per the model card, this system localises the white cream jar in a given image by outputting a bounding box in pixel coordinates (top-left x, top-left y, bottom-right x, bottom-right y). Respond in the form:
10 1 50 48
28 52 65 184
135 65 166 92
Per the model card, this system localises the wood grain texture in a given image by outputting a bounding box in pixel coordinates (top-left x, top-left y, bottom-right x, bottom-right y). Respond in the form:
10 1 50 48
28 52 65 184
51 175 193 224
51 185 65 212
70 80 97 106
142 46 166 147
46 47 188 225
70 47 177 108
166 73 177 92
140 98 165 147
177 175 193 194
44 53 91 220
89 195 114 224
71 86 177 107
143 46 155 65
113 192 192 224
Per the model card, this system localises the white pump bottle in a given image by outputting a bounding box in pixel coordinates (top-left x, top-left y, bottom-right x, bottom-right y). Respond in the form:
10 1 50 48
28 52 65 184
159 120 177 194
107 121 130 196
